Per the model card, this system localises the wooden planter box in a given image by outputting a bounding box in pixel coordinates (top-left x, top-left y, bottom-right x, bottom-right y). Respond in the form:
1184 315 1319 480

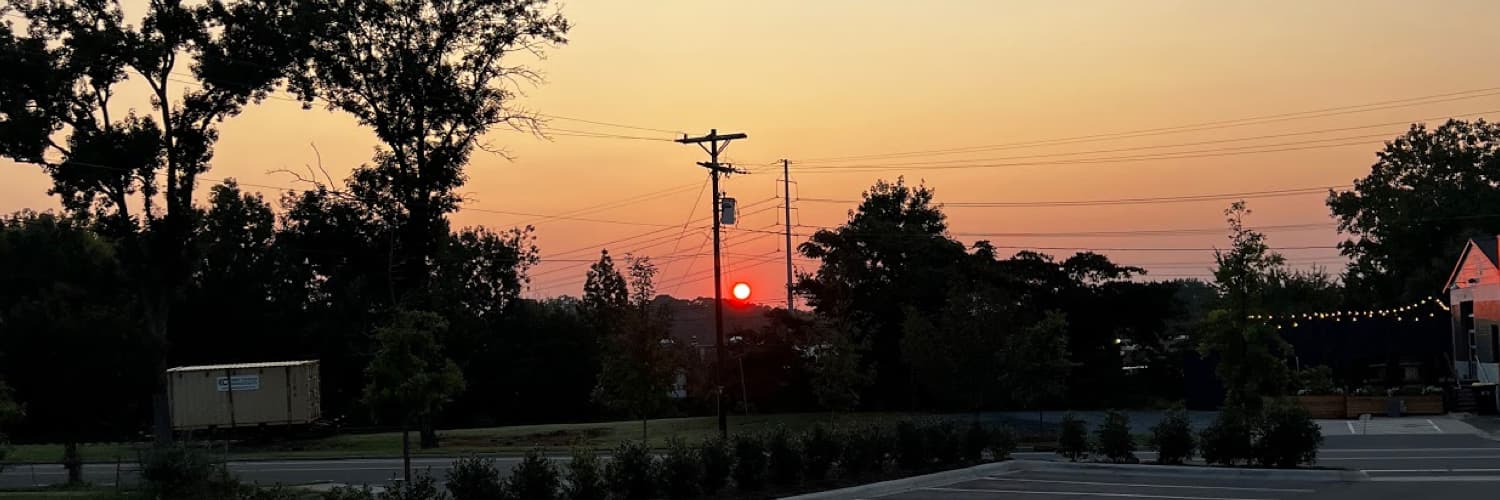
1296 395 1347 419
1396 394 1444 415
1345 396 1387 418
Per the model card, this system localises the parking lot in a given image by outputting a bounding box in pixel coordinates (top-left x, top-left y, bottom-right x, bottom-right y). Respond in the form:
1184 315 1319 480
879 470 1329 500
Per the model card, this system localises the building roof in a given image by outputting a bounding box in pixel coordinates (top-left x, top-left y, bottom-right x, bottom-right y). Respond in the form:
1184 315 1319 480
1447 236 1500 291
166 360 318 373
1474 237 1500 268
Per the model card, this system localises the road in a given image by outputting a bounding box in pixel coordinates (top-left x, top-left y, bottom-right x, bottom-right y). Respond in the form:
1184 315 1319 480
0 456 521 489
4 415 1499 495
892 416 1500 500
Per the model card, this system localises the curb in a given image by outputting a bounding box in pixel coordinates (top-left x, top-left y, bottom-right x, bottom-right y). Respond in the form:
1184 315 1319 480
780 461 1021 500
780 460 1367 499
1011 460 1370 482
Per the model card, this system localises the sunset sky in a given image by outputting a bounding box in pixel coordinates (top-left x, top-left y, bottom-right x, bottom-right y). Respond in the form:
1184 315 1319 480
5 0 1500 304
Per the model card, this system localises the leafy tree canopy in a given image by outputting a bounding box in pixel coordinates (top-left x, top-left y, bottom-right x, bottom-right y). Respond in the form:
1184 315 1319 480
1328 119 1500 303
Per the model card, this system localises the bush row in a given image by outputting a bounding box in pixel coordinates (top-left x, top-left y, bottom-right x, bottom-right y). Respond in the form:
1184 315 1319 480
1055 404 1322 468
318 420 1017 500
134 420 1020 500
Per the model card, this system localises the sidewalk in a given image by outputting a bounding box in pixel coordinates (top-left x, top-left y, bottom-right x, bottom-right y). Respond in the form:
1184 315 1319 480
1459 413 1500 440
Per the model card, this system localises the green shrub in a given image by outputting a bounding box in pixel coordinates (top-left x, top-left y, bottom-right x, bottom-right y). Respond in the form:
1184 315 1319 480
563 448 606 500
138 445 239 500
321 486 378 500
925 421 962 466
1095 409 1136 463
838 425 888 476
240 485 306 500
1056 413 1089 462
446 456 505 500
698 436 731 495
766 426 803 486
657 438 701 500
507 449 559 500
894 420 929 469
802 424 841 481
731 433 767 491
986 424 1016 461
385 471 449 500
605 441 656 500
1200 409 1254 466
960 422 988 463
1297 366 1338 395
1148 408 1196 465
1254 403 1324 468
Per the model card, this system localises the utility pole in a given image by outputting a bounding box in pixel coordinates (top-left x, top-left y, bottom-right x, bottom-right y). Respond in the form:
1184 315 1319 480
676 129 747 438
782 159 794 312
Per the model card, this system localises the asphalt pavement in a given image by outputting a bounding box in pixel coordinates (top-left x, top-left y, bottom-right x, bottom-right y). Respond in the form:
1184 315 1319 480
5 415 1500 496
0 456 522 489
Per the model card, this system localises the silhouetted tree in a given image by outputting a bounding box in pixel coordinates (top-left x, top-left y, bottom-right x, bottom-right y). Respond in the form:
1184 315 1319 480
363 310 465 482
901 282 1013 413
1328 119 1500 304
594 257 678 439
0 212 149 482
0 0 322 441
291 0 569 306
1201 202 1293 414
1004 311 1071 435
797 178 966 408
0 379 24 471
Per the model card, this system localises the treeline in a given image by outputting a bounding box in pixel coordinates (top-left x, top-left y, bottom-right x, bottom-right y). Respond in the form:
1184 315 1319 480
0 177 1213 444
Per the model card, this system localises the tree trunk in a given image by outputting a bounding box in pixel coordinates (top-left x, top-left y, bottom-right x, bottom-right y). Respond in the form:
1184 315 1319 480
641 418 648 441
1037 409 1045 439
419 418 438 449
62 441 82 485
147 305 173 445
401 424 412 483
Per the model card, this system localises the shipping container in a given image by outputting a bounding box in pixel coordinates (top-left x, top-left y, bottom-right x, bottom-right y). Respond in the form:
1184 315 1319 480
166 360 322 431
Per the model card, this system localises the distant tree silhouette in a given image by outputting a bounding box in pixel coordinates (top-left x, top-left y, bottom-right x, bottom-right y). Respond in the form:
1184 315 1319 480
593 257 678 439
797 178 966 408
0 212 149 482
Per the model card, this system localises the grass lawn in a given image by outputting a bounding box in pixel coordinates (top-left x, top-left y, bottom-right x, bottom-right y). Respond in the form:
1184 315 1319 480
7 412 959 464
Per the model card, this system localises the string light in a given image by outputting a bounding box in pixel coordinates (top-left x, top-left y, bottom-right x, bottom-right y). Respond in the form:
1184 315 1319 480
1250 296 1448 322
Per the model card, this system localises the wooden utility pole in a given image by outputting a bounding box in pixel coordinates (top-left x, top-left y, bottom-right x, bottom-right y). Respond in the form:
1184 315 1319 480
676 129 747 437
782 159 794 312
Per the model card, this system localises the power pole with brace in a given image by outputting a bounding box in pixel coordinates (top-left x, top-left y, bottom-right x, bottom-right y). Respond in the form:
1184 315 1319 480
676 129 747 438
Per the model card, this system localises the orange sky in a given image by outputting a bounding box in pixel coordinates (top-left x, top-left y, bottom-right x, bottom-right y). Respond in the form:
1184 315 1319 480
5 0 1500 304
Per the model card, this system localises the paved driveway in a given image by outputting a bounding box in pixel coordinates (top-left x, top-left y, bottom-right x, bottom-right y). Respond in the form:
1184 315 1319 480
881 470 1330 500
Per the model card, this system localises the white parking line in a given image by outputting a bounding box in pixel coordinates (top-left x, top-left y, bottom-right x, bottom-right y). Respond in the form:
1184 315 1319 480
1364 468 1500 473
980 477 1313 493
924 488 1273 500
1370 475 1500 482
1321 455 1500 460
1427 419 1444 433
1346 422 1357 434
1321 448 1500 453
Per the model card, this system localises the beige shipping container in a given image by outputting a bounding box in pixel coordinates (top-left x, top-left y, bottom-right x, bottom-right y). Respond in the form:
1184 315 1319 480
166 360 322 431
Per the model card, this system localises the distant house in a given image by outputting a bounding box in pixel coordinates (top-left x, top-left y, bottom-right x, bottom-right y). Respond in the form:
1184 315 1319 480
1446 236 1500 384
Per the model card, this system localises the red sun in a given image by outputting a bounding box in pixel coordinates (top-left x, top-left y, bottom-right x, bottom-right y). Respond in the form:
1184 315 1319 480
732 282 751 301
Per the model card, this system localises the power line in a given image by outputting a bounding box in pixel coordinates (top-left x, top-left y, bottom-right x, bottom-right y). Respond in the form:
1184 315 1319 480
798 185 1346 208
796 86 1500 162
792 107 1500 167
536 113 684 135
791 136 1388 174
